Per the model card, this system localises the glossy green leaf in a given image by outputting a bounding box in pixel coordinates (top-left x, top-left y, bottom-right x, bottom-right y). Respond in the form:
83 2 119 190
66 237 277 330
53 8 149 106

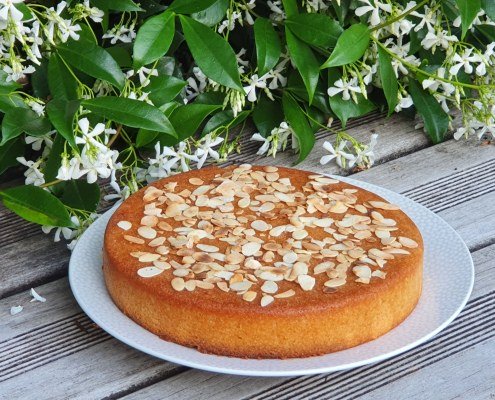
82 97 177 136
409 79 449 144
136 129 159 148
133 11 175 68
285 28 320 104
46 99 80 149
281 0 298 17
475 24 495 41
286 13 343 48
0 70 21 93
191 0 228 26
456 0 481 39
1 108 52 145
48 54 78 101
332 0 351 24
0 93 26 113
180 15 243 91
286 72 332 115
282 92 315 163
169 0 218 13
61 180 100 212
91 0 143 12
0 185 73 227
202 110 250 135
0 137 24 175
57 38 126 90
481 0 495 20
329 90 375 127
31 61 50 99
147 75 187 106
321 24 370 68
169 104 222 140
252 96 284 136
106 46 133 68
377 46 398 115
254 17 281 76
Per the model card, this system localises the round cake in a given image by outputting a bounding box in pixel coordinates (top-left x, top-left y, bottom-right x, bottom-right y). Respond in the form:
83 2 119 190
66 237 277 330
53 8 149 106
103 165 423 358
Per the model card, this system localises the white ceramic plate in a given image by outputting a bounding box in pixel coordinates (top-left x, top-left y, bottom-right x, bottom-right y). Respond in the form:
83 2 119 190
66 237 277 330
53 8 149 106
69 176 474 377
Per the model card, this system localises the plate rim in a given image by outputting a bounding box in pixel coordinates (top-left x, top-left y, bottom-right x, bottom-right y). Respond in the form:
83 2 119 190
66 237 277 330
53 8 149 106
68 175 474 377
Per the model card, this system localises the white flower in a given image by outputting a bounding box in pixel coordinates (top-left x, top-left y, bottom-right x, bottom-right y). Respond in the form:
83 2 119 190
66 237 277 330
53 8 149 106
56 156 84 180
25 134 53 151
104 179 131 204
395 93 413 112
30 288 46 303
0 0 24 23
453 123 477 140
320 140 356 168
355 0 392 26
236 48 250 74
267 58 289 90
356 134 378 167
75 118 107 150
10 305 23 315
127 66 158 87
243 74 267 102
16 156 45 186
217 10 241 34
147 142 199 178
411 6 438 33
251 133 271 155
421 30 458 53
422 67 455 95
80 147 120 183
83 0 104 23
102 24 136 44
195 134 224 168
239 0 256 25
26 99 45 116
186 67 207 100
267 0 285 21
42 216 80 242
3 63 35 82
327 78 362 101
449 48 482 75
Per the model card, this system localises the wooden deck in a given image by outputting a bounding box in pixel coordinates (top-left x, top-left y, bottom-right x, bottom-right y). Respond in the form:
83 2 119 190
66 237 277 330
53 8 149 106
1 111 494 400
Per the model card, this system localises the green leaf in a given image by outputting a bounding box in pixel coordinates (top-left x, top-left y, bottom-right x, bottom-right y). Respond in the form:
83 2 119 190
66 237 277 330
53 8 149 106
136 129 159 148
194 91 225 105
82 97 177 136
46 99 80 149
91 0 143 12
57 39 126 90
106 45 133 68
191 0 228 26
286 72 332 115
281 0 298 17
0 70 21 93
169 104 222 140
332 0 351 24
286 14 343 48
44 134 66 182
0 185 73 227
282 93 315 163
61 180 100 212
409 79 449 144
321 23 370 68
31 61 50 99
252 96 284 136
0 137 24 175
475 24 495 41
179 15 243 91
48 54 79 101
456 0 481 39
133 11 175 68
1 108 52 145
329 95 375 127
202 110 250 135
481 0 495 20
285 28 320 104
254 17 281 76
147 75 187 106
377 46 398 115
169 0 218 13
0 93 26 113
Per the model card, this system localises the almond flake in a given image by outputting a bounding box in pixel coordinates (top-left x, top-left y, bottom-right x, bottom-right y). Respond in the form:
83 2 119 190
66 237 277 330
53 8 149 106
251 220 270 231
196 244 220 252
282 251 298 264
297 274 315 291
243 291 257 302
369 201 400 210
242 242 261 256
261 281 278 294
138 266 164 278
138 226 157 239
171 277 185 291
353 265 372 279
261 295 274 307
138 253 161 262
189 178 204 185
124 235 145 244
274 289 295 299
324 278 346 288
398 236 419 248
117 221 132 231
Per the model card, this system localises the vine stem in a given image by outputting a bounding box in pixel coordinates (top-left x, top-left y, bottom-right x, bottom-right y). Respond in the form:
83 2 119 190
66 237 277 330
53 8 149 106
371 0 431 32
372 37 494 90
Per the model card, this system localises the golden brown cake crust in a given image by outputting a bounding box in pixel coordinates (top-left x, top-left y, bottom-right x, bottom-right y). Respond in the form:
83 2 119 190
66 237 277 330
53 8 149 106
103 166 423 358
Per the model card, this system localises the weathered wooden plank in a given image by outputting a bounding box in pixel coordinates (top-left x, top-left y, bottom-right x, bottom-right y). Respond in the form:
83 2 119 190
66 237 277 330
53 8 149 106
2 241 493 400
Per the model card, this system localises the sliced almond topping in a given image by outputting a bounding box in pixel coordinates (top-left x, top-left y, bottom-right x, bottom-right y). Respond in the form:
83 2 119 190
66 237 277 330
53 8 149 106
243 291 257 302
282 251 298 264
189 177 204 185
137 266 164 278
138 226 157 239
353 265 372 279
124 235 145 244
251 220 270 231
261 295 274 307
297 275 315 291
171 277 185 291
369 201 400 210
117 221 132 231
138 253 161 262
242 242 261 256
324 278 346 288
274 289 295 299
261 281 278 294
398 236 419 248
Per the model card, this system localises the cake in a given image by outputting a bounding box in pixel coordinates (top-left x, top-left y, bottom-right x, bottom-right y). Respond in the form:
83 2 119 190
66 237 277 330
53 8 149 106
103 165 423 358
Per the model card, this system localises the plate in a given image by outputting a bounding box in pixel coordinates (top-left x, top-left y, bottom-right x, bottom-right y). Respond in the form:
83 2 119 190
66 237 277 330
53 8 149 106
69 175 474 377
